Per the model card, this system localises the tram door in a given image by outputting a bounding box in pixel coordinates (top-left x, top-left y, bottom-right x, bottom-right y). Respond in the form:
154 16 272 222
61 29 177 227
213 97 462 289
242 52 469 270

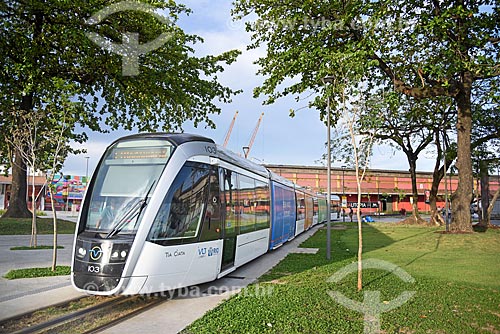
199 166 222 243
220 168 239 271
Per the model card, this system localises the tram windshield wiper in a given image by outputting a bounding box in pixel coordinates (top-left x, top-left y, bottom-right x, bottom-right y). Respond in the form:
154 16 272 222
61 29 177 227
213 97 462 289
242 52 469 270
105 181 156 239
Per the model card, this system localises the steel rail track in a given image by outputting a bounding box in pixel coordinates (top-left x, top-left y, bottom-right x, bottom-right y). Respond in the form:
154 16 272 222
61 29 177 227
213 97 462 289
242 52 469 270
7 295 129 334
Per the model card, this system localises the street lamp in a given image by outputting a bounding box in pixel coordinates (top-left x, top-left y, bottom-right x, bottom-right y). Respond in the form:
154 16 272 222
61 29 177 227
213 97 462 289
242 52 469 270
341 165 346 223
323 75 335 260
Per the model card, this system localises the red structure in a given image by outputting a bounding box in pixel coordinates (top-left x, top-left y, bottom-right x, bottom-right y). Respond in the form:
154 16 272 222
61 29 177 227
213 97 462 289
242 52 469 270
0 166 499 217
266 165 500 215
0 174 46 211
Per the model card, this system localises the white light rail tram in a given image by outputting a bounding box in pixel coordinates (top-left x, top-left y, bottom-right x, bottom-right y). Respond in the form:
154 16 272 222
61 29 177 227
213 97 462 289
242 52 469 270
72 133 330 295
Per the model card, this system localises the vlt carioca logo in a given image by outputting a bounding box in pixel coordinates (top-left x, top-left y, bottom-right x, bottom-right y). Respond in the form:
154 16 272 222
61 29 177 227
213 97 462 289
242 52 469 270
197 246 220 258
327 259 416 334
90 246 103 261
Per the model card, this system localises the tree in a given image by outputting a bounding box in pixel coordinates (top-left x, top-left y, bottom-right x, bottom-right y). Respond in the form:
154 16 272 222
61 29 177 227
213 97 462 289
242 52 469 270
233 0 500 233
4 81 83 251
1 0 240 217
427 127 455 226
345 103 375 292
328 76 375 291
427 77 500 227
5 111 43 246
42 87 83 271
361 92 455 224
472 147 500 227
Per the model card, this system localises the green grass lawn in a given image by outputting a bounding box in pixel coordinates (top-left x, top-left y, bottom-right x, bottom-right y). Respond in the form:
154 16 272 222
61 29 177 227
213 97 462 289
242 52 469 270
10 245 64 250
3 266 71 279
183 223 500 334
0 217 76 235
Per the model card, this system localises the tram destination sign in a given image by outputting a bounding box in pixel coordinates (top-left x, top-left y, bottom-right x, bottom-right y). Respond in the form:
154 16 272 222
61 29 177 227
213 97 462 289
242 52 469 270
113 148 169 160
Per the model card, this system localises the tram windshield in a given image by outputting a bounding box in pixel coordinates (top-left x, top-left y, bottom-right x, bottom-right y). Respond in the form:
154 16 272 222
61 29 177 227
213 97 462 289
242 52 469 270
82 139 173 235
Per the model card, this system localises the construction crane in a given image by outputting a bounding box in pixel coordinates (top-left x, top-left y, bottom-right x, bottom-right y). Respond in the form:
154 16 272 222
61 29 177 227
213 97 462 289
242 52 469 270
243 112 264 159
223 111 238 147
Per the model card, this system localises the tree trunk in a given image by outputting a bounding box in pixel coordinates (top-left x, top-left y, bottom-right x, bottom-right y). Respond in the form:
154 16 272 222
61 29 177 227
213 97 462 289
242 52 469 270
2 149 32 218
429 132 445 226
487 188 500 225
429 193 445 226
429 168 445 226
30 172 37 247
2 94 33 219
51 190 58 271
450 79 473 233
408 157 425 224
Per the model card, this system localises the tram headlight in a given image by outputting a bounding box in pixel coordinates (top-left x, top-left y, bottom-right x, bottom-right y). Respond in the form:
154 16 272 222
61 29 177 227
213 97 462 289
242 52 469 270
77 247 86 258
110 245 130 262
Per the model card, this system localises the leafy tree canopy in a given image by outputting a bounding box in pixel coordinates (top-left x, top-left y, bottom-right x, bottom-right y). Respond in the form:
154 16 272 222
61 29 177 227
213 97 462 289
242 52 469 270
233 0 499 231
1 0 240 132
0 0 241 217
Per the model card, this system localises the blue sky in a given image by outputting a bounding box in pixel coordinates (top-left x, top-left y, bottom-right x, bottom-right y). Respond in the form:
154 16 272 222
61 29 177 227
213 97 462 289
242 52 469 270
63 0 435 177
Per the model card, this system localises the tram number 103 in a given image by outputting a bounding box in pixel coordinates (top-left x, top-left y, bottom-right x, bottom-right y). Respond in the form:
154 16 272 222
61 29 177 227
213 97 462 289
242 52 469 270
87 265 101 273
204 145 217 154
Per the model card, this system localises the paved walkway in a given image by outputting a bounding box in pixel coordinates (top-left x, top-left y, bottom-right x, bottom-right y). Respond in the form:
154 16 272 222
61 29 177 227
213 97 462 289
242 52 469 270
0 234 80 320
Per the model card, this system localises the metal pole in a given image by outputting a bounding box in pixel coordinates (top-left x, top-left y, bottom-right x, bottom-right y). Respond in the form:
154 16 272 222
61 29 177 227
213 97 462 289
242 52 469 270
326 93 332 260
342 167 345 223
497 165 499 189
323 75 335 260
85 157 89 180
377 185 380 217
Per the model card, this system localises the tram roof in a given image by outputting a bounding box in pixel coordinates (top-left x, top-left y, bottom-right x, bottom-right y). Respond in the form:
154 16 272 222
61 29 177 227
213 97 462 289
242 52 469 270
216 145 270 178
111 132 215 147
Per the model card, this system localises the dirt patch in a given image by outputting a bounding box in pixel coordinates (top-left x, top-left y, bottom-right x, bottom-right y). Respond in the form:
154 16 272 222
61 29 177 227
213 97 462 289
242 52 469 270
396 216 433 226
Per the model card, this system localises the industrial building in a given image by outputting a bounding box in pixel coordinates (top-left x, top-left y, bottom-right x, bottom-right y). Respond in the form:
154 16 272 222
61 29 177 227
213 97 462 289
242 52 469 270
0 165 499 217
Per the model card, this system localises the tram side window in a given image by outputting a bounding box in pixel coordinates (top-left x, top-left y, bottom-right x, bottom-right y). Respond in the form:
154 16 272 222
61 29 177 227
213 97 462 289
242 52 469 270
223 169 239 236
296 192 305 220
239 175 256 234
313 198 319 217
147 162 210 245
305 195 314 221
255 180 270 230
199 166 222 242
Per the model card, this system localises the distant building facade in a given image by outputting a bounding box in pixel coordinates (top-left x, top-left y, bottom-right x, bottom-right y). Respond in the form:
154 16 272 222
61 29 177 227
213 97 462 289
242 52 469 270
0 165 499 217
266 164 500 215
0 174 88 212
